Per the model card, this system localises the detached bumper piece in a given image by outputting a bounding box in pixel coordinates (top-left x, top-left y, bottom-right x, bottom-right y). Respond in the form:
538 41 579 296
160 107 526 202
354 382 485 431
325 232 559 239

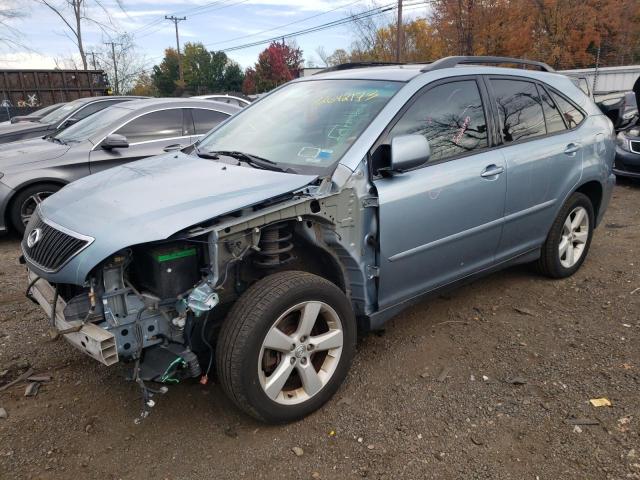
27 270 118 366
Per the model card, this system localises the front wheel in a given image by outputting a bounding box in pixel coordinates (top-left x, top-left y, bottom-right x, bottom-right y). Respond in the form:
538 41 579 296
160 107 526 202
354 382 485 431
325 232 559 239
216 271 356 423
9 183 61 235
537 192 594 278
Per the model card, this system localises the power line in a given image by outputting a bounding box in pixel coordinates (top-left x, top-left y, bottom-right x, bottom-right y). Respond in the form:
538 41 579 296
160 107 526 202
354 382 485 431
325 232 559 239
204 0 365 48
131 0 245 37
220 3 399 53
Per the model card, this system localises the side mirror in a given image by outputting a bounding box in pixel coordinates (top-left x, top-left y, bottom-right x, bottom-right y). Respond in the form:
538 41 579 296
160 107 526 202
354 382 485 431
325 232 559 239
390 134 430 172
101 134 129 150
163 144 184 152
60 117 78 129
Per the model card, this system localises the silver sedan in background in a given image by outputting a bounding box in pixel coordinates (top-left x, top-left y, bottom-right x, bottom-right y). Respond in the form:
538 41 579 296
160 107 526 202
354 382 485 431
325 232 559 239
0 97 240 234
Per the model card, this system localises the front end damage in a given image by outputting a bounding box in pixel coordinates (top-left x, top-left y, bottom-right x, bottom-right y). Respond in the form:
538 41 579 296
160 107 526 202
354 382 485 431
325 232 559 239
23 169 377 421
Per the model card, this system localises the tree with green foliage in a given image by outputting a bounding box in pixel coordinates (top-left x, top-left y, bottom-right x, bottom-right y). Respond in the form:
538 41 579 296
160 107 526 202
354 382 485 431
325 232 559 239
151 43 245 96
152 48 180 96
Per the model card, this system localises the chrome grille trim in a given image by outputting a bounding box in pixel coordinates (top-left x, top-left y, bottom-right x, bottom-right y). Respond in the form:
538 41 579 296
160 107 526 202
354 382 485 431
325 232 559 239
630 140 640 154
21 209 94 273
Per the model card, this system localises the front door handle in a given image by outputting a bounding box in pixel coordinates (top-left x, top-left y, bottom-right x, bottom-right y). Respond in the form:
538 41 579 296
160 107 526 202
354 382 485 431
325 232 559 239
480 164 504 178
564 143 581 155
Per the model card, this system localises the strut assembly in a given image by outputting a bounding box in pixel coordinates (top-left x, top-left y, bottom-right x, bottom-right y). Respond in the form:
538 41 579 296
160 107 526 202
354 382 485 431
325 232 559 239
255 224 294 268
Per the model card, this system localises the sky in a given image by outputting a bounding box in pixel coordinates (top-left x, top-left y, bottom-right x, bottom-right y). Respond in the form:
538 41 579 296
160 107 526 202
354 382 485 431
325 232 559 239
0 0 429 72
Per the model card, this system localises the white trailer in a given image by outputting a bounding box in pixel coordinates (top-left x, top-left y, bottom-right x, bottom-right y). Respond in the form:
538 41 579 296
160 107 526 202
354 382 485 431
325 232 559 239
560 65 640 94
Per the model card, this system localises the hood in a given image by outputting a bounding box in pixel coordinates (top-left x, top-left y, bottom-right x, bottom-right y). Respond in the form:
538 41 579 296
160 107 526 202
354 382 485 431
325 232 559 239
39 152 317 283
0 137 71 172
0 121 49 138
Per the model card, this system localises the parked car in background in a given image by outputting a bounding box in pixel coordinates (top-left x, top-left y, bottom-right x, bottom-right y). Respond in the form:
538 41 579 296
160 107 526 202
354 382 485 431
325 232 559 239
22 56 615 424
0 98 239 234
0 103 66 126
596 91 639 131
615 125 640 179
191 93 251 107
0 96 145 144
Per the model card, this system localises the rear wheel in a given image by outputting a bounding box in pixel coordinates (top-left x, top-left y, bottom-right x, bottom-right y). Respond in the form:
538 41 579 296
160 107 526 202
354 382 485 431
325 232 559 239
216 271 356 423
537 192 594 278
9 183 61 235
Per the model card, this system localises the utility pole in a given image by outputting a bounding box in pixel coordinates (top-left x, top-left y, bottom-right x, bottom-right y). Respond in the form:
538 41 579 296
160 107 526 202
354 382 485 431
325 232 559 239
86 51 98 70
104 41 122 95
396 0 403 63
166 15 187 84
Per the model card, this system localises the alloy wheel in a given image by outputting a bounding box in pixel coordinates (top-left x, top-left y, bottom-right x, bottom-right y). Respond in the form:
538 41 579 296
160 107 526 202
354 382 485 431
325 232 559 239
559 206 589 268
258 301 344 405
20 191 54 226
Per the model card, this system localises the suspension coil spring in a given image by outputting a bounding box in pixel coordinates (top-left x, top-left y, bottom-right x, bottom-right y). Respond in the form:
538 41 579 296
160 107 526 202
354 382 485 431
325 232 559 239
255 224 294 268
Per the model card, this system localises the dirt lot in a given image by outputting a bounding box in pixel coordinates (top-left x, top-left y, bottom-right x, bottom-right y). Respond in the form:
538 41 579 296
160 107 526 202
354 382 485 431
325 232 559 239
0 182 639 480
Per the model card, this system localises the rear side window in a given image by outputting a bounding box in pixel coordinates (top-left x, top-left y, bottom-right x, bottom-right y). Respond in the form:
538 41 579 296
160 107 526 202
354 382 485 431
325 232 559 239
115 108 184 143
388 80 489 163
191 109 229 135
538 86 567 133
549 91 585 128
491 79 546 142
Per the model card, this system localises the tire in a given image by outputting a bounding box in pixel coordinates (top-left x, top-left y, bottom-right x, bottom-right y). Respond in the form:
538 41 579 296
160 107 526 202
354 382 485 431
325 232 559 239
9 183 61 235
537 192 594 279
216 271 356 423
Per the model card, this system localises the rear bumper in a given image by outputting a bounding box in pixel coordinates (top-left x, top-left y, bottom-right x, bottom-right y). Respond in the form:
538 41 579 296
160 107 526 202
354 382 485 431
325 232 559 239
27 269 119 366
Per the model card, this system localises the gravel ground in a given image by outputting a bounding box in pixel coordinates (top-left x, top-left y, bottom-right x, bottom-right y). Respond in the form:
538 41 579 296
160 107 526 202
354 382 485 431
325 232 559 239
0 181 639 480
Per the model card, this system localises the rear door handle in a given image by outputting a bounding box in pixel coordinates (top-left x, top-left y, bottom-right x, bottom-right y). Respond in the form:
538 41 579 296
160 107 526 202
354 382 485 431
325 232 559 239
564 143 581 155
480 164 504 178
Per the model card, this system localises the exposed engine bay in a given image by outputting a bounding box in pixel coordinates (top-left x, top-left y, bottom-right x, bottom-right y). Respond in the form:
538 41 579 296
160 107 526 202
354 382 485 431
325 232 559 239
25 175 376 422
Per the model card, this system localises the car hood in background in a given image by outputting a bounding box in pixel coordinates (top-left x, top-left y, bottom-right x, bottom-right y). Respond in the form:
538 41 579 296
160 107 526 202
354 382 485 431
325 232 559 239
0 137 72 172
0 121 50 138
39 152 317 283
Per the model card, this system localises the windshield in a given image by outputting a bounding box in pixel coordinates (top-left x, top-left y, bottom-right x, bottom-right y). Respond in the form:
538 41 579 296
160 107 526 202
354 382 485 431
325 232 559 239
196 79 402 174
54 105 130 143
39 100 83 125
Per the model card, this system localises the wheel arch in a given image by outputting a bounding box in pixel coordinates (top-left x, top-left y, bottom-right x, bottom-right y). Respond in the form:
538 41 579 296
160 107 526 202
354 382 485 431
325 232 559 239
5 178 68 229
574 180 603 226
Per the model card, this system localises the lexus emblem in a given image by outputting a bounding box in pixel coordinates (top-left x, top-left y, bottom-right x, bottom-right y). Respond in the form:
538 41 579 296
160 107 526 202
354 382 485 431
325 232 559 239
26 228 42 248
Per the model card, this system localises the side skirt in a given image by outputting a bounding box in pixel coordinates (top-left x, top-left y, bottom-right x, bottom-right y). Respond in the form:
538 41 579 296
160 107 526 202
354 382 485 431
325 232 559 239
365 247 540 330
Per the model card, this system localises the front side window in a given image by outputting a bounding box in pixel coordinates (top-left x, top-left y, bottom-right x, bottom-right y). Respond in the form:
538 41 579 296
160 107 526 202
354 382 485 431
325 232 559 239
197 79 402 174
115 109 184 143
550 91 585 129
492 79 546 143
388 80 489 163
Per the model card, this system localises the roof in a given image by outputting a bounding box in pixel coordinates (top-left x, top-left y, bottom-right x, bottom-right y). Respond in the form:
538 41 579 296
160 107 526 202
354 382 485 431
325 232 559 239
304 56 557 83
70 95 147 105
115 97 242 114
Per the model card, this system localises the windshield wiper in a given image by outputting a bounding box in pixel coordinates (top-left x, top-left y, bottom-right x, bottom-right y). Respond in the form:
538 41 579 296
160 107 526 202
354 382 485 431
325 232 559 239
203 150 294 173
195 146 220 160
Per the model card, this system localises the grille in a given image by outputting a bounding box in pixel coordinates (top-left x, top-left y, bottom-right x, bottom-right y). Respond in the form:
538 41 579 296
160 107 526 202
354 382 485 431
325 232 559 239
22 210 92 272
630 141 640 154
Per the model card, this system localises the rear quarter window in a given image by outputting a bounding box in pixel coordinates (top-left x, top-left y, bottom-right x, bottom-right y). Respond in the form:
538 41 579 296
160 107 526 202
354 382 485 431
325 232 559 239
550 91 585 129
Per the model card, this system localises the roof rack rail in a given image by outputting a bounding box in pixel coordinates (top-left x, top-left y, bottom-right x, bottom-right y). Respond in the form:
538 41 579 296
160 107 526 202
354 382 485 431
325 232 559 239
316 61 404 74
420 56 555 73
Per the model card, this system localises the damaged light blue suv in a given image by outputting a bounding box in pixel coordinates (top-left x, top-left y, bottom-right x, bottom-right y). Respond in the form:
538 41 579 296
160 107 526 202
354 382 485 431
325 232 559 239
22 56 615 424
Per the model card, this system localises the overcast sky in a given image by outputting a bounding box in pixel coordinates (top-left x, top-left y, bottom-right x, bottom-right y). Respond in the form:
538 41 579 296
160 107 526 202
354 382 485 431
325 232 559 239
0 0 428 71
